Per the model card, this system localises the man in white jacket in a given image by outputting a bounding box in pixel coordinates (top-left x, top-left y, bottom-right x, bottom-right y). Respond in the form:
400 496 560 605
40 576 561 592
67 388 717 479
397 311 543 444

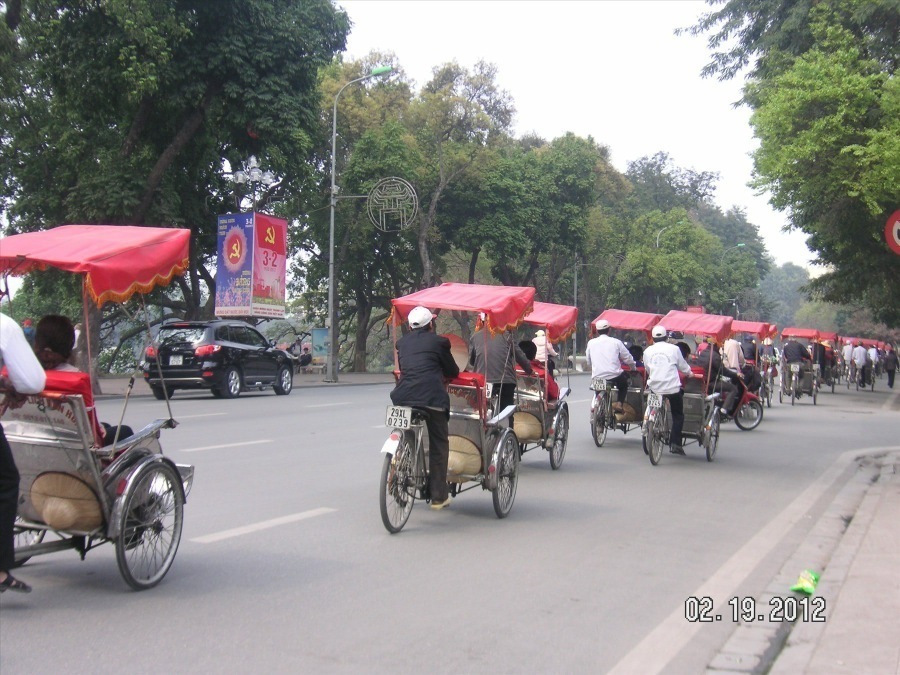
0 312 47 594
643 324 694 455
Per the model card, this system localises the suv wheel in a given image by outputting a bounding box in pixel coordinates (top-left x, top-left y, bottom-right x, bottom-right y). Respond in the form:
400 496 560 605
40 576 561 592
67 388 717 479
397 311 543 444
151 385 173 401
221 366 242 398
274 365 293 395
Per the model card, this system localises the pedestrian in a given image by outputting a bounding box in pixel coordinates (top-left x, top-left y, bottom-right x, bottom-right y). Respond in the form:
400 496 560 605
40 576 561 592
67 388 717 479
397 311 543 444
21 318 35 347
390 306 459 510
585 319 635 413
0 312 47 594
883 344 897 389
643 324 694 455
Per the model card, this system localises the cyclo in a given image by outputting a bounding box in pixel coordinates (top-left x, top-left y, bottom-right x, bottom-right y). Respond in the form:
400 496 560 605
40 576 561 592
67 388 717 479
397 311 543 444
644 311 737 463
587 309 662 447
0 225 194 590
379 283 534 533
779 327 819 405
513 301 576 470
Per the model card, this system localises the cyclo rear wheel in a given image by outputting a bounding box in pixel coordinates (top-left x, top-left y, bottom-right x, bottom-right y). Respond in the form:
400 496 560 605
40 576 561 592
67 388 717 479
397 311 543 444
492 431 520 518
379 431 417 533
705 410 720 462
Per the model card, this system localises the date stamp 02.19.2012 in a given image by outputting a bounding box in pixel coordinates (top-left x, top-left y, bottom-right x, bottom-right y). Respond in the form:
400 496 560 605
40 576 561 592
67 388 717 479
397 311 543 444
684 596 826 623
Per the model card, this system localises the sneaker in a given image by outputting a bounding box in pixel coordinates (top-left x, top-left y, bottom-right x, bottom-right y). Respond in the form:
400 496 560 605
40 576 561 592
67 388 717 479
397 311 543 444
670 445 685 455
430 498 451 510
718 407 730 418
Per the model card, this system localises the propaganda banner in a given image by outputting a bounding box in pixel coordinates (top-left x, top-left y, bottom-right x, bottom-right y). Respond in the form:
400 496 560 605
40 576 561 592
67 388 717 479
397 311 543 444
215 212 287 318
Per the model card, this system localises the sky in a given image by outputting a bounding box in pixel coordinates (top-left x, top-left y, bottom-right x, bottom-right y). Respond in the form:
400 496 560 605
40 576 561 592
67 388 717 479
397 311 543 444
338 0 817 269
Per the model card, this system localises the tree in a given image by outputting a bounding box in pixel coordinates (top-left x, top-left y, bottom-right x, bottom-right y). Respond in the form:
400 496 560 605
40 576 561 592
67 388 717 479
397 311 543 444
1 0 351 376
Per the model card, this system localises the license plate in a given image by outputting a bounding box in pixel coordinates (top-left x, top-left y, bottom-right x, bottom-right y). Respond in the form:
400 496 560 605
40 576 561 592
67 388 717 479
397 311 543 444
590 376 607 391
169 355 183 366
647 392 662 409
791 364 800 373
385 405 412 429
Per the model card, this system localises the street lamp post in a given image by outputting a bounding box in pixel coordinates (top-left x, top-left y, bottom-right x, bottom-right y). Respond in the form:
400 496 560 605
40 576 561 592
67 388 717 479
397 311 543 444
326 65 392 382
655 226 672 248
720 242 746 265
232 155 277 211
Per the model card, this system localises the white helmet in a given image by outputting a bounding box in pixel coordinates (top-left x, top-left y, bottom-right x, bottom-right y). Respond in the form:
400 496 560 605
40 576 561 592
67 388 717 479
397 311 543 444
651 325 667 339
595 319 610 331
408 306 435 329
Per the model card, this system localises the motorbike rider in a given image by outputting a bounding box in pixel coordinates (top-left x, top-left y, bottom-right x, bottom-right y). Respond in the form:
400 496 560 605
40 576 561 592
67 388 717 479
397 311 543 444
390 306 459 510
696 337 741 418
643 325 694 455
585 319 636 413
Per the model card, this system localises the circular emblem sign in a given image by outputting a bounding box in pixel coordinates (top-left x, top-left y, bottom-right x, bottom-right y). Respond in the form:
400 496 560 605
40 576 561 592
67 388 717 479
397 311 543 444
367 177 418 232
886 209 900 255
223 226 248 273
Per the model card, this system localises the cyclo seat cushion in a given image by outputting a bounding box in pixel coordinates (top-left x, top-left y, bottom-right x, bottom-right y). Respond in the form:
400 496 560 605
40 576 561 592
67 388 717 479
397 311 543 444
42 370 104 446
450 371 486 388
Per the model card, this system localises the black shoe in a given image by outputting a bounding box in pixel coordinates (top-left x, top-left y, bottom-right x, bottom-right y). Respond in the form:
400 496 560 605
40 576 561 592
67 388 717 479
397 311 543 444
670 445 685 455
0 573 32 593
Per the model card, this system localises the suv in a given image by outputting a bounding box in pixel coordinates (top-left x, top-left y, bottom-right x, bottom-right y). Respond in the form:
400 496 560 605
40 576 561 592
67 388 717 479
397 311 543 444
142 319 293 399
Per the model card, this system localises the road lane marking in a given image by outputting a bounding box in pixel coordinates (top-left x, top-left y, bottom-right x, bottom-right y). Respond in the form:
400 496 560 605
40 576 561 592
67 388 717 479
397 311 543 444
608 444 900 675
179 439 274 453
305 402 351 408
191 507 336 544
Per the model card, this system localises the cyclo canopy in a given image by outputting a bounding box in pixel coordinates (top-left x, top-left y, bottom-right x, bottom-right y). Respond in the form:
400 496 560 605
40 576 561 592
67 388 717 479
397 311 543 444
0 224 190 306
390 282 535 333
658 310 734 344
523 301 577 343
592 308 663 340
782 327 820 341
731 320 770 339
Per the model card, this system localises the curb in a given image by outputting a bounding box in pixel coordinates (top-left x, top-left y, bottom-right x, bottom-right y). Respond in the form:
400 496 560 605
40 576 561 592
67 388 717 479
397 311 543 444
706 449 899 674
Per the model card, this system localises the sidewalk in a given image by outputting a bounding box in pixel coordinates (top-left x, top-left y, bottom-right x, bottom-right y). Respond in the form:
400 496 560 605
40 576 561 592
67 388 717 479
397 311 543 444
709 450 900 674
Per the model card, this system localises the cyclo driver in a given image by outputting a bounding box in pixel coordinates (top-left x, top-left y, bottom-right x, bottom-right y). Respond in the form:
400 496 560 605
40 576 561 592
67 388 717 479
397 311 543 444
643 324 694 455
585 319 636 413
389 306 459 510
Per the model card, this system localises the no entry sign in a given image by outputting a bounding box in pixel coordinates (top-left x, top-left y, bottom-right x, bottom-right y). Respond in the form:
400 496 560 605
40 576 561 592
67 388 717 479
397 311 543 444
887 209 900 255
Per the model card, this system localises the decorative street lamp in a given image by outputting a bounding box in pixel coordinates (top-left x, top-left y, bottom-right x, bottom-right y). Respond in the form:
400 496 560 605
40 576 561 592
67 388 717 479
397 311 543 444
720 242 746 264
326 65 392 383
655 226 672 248
232 155 277 211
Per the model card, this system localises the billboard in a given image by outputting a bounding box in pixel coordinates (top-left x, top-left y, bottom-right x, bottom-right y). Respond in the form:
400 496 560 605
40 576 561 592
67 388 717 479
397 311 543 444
215 212 287 318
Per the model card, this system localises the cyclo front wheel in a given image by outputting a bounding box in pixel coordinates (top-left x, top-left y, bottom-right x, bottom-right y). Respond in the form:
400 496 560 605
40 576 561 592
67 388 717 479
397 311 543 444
115 460 185 590
492 430 520 519
549 404 568 471
591 393 608 447
379 431 417 534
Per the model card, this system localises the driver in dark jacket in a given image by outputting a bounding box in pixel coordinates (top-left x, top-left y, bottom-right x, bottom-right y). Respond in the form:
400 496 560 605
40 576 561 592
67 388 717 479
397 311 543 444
696 340 741 417
390 306 459 510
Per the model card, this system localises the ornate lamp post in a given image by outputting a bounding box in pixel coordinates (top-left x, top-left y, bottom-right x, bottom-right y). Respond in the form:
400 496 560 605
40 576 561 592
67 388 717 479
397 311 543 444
232 155 277 212
326 65 392 382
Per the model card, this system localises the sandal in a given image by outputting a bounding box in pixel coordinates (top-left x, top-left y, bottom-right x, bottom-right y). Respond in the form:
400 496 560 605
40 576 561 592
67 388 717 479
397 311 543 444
0 573 32 594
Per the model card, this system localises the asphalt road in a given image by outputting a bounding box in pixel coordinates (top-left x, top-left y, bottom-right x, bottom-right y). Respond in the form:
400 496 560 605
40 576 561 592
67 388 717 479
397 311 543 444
2 375 898 674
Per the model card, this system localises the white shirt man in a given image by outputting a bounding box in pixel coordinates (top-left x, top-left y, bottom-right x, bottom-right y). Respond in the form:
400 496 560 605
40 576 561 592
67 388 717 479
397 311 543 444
585 319 635 408
643 325 694 454
841 342 853 365
852 343 868 367
867 346 879 365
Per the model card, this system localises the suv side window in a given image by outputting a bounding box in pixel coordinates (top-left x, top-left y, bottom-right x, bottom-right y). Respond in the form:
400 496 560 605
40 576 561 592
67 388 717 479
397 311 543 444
233 325 268 348
214 325 232 343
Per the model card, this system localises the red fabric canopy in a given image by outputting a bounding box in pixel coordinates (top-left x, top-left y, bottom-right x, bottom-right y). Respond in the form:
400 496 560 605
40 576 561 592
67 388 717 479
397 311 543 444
659 310 734 343
731 320 770 339
390 283 535 334
524 301 578 342
593 309 663 334
0 225 190 306
818 331 839 343
782 326 819 341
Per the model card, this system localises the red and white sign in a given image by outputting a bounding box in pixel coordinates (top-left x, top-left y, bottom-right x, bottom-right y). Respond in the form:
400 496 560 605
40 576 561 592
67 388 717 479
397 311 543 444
886 209 900 255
